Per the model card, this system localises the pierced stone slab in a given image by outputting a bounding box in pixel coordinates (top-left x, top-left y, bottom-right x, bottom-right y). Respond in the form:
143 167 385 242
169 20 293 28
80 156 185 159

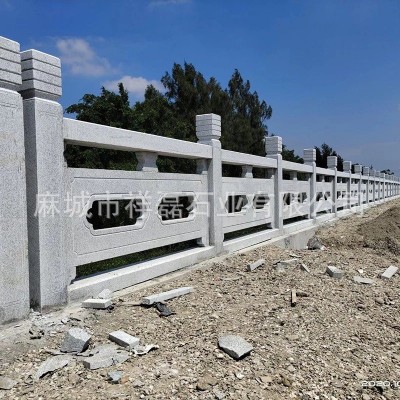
326 266 343 279
218 335 253 360
60 328 91 353
353 276 374 285
82 298 112 309
34 355 72 380
141 287 194 305
109 330 140 349
381 265 398 280
247 259 265 272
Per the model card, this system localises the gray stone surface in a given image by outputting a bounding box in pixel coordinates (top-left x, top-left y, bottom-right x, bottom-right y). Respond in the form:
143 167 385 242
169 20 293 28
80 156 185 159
82 298 112 309
326 266 343 279
82 345 129 370
97 289 113 299
0 36 30 324
218 335 253 360
20 49 62 100
0 36 21 91
247 259 265 272
108 371 123 384
0 376 17 390
141 287 194 305
109 330 140 349
34 355 72 380
381 265 398 280
60 328 91 353
353 276 374 285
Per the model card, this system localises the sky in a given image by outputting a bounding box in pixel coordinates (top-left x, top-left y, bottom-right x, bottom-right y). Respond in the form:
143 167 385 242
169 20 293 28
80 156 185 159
1 0 399 172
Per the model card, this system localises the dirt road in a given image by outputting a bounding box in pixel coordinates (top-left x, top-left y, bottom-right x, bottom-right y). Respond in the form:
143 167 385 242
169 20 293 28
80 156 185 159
1 200 399 399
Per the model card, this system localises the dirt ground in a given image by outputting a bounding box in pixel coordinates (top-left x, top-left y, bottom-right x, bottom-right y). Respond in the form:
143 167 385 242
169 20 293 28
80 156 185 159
1 200 400 400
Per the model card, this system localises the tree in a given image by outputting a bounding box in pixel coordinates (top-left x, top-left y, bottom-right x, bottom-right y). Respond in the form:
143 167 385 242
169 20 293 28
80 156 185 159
315 143 344 171
65 62 301 172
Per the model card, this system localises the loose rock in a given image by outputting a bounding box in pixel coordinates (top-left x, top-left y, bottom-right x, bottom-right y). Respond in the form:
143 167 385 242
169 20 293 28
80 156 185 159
218 335 253 360
0 376 17 390
353 276 374 285
60 328 91 353
34 355 72 380
109 330 140 349
107 370 123 384
326 265 343 279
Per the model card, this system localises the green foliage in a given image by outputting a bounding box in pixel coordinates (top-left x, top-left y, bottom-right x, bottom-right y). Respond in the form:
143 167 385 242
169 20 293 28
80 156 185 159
65 62 302 171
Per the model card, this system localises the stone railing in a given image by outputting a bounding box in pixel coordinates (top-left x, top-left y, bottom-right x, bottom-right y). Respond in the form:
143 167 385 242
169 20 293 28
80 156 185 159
1 35 399 323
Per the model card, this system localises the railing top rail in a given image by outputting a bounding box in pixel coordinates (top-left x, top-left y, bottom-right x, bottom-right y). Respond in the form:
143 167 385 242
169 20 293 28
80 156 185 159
316 167 335 176
282 160 313 173
63 118 213 160
221 149 277 168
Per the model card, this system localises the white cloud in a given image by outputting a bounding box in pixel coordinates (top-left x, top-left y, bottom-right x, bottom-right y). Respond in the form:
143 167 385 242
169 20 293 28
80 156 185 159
56 38 115 77
104 75 164 98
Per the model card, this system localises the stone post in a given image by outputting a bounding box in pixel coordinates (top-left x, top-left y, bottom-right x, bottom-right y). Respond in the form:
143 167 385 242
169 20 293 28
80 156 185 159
265 136 283 231
0 37 30 323
381 172 386 201
370 169 376 203
343 161 352 209
362 166 370 204
327 156 337 216
354 164 362 208
303 149 316 220
196 114 223 254
19 49 66 310
375 171 381 201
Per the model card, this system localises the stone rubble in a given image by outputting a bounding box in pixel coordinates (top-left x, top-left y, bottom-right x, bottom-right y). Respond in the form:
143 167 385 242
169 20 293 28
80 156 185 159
326 265 344 279
81 298 112 309
60 328 91 353
381 265 398 280
108 330 140 349
218 335 253 360
141 286 194 305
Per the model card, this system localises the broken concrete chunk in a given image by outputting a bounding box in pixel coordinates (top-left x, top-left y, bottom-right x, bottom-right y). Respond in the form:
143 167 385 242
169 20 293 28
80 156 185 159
141 287 194 305
291 289 297 307
247 259 265 272
109 330 140 349
218 335 253 360
300 263 310 273
108 371 123 384
34 355 72 380
381 265 398 280
98 289 113 299
82 345 129 370
307 235 325 250
60 328 91 353
0 376 17 390
82 298 112 309
353 276 374 285
326 266 343 279
133 344 159 356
